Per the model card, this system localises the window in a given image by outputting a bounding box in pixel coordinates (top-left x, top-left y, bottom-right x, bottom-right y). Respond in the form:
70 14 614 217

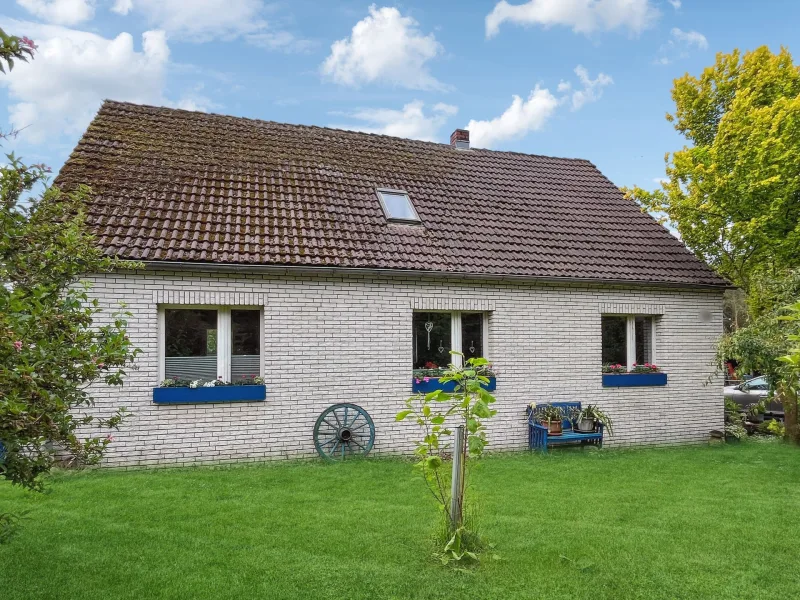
634 316 654 365
165 309 218 381
601 316 627 366
377 189 420 223
162 307 262 382
412 311 488 369
231 310 261 382
601 314 657 370
461 313 484 362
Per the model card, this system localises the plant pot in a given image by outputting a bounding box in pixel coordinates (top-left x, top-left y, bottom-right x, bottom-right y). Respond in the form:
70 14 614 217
544 420 562 436
576 419 595 433
602 372 667 387
152 384 266 404
411 376 496 393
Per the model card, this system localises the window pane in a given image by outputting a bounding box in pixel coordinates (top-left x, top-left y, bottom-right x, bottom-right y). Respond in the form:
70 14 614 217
635 317 653 365
462 313 484 361
601 316 627 366
165 309 218 381
231 310 261 382
380 191 418 221
413 312 451 369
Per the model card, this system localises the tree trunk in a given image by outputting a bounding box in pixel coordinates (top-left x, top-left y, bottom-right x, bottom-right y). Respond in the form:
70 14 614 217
778 384 800 444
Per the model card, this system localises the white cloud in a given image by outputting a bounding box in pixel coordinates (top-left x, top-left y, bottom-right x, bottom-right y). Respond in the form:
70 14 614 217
111 0 132 16
655 27 708 64
467 65 613 149
245 31 316 53
321 5 445 91
118 0 265 41
173 96 213 113
667 0 681 9
0 20 172 144
112 0 311 48
16 0 95 26
570 65 613 110
485 0 660 37
331 101 457 142
171 83 218 113
467 87 559 149
670 27 708 49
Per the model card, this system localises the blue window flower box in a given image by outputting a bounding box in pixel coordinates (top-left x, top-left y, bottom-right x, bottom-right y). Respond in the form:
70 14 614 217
153 385 266 404
411 377 497 394
602 373 667 387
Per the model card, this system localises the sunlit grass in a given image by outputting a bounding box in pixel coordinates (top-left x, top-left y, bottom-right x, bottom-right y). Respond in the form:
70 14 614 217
1 440 799 599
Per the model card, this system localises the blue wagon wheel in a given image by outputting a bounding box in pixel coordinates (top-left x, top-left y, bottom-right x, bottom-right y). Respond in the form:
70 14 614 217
313 403 375 460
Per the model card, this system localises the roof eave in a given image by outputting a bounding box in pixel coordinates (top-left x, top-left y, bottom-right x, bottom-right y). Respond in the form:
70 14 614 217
132 260 733 291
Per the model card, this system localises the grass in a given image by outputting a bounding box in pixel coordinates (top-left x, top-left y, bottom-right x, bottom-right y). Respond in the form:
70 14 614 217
2 441 800 599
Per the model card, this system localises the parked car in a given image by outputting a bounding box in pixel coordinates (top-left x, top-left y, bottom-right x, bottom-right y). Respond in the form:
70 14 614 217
724 376 783 418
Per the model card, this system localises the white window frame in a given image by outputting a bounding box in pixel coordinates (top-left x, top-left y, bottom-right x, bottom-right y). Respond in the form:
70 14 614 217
158 305 264 383
412 310 489 368
603 314 657 372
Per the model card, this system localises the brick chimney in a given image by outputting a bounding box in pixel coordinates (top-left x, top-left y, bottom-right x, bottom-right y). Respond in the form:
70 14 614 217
450 129 469 150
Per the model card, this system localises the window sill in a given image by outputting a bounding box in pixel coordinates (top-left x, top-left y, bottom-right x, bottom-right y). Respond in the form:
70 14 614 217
412 377 496 393
153 385 266 404
602 373 667 387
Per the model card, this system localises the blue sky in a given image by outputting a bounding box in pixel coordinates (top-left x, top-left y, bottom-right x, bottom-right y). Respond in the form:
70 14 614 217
1 0 798 190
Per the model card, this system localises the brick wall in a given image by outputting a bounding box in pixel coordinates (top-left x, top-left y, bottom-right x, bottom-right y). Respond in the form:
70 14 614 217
81 270 724 467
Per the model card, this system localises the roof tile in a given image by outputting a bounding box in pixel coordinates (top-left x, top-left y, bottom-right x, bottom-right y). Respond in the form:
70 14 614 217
56 100 728 287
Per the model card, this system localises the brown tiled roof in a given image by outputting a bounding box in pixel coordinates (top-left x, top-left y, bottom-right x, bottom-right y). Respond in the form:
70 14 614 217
56 100 728 288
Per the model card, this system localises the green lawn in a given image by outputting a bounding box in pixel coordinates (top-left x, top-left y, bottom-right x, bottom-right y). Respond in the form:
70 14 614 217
2 441 799 599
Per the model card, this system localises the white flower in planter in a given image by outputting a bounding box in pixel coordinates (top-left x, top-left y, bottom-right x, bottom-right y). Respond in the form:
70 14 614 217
203 381 216 387
189 380 200 389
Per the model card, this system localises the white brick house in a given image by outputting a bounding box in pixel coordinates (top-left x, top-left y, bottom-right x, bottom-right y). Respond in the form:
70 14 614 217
60 102 729 467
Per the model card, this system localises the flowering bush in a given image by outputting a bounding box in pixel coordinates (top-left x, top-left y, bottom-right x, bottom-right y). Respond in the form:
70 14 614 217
602 363 627 374
0 28 35 73
159 374 265 387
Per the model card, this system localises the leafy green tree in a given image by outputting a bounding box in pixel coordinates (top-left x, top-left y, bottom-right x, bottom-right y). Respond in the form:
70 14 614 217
1 160 141 490
778 302 800 428
396 356 497 564
625 47 800 292
717 270 800 443
0 30 140 492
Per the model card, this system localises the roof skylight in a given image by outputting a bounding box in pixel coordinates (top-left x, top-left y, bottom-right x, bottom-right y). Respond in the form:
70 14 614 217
377 189 420 224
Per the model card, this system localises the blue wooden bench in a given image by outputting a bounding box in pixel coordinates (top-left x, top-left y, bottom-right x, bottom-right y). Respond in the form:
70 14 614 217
526 402 604 452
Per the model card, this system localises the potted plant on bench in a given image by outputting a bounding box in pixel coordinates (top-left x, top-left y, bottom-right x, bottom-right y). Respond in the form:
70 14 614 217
533 404 565 436
569 404 614 434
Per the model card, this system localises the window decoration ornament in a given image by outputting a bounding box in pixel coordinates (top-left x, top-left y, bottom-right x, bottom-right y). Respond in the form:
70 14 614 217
438 340 445 354
425 320 434 350
469 340 476 354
